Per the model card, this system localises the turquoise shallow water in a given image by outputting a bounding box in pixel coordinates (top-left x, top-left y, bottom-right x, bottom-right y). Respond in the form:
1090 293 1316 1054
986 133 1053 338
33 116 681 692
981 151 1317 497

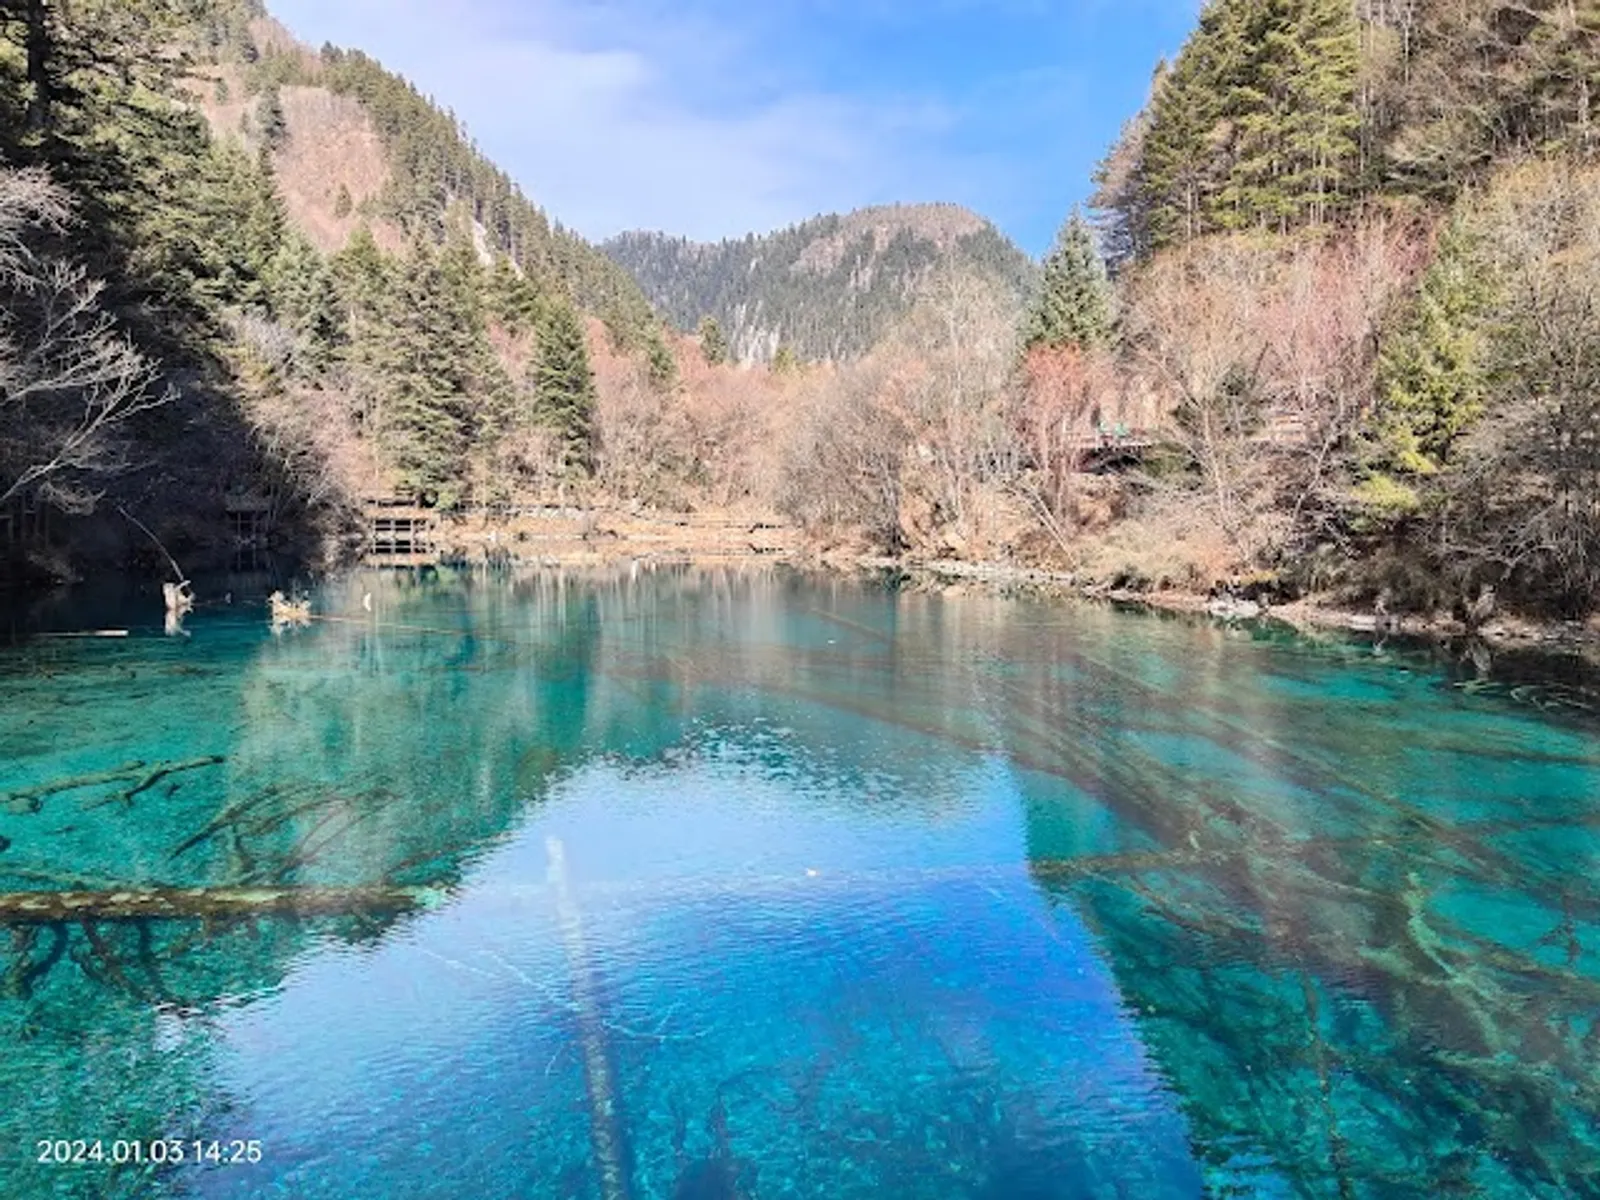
1 567 1597 1199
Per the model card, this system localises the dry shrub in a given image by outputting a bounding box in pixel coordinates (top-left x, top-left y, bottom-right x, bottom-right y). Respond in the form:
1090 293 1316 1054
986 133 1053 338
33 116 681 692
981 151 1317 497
482 423 568 503
1071 494 1241 593
675 346 786 507
1122 222 1424 566
778 352 913 550
591 332 695 507
776 266 1026 556
589 329 785 511
1435 160 1600 614
1009 345 1124 550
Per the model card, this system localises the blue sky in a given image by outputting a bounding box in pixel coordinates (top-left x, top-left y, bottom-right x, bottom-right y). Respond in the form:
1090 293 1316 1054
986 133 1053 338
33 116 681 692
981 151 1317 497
268 0 1201 257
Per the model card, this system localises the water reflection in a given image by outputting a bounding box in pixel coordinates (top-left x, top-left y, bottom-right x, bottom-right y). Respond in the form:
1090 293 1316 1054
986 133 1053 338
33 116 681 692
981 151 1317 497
0 566 1596 1198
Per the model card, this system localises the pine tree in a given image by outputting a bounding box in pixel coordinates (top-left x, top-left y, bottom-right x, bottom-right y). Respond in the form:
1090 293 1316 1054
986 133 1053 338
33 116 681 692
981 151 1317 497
332 224 390 323
1369 218 1491 480
1133 1 1252 250
532 300 596 473
438 215 485 328
1091 94 1157 269
485 253 544 335
266 232 342 370
332 223 396 433
379 242 467 500
646 327 678 392
256 85 287 148
697 315 728 365
1026 212 1112 351
1112 0 1362 253
1217 0 1360 231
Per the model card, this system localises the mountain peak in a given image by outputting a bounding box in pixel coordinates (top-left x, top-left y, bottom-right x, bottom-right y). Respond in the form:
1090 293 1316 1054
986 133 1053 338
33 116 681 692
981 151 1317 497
602 205 1034 364
793 204 993 275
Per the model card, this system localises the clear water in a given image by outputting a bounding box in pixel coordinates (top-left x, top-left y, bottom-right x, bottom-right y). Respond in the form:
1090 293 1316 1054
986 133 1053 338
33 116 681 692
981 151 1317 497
1 567 1597 1200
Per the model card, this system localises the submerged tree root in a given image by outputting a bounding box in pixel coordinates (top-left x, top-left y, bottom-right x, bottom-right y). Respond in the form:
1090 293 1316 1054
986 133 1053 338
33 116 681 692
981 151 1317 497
3 756 226 814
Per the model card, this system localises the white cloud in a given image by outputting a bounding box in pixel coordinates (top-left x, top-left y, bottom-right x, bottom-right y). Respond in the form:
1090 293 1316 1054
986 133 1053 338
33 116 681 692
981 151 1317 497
267 0 980 243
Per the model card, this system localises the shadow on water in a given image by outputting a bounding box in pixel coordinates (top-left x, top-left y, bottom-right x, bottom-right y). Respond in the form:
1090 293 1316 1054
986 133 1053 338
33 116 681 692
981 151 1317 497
0 567 610 1197
0 554 309 646
994 616 1600 1198
670 1092 757 1200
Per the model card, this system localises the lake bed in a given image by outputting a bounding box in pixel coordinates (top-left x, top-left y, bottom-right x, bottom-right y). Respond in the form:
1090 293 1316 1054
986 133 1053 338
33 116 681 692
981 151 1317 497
1 567 1597 1199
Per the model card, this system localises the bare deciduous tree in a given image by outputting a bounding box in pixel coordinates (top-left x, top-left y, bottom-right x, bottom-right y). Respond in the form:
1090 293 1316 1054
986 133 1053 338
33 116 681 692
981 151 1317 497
1122 226 1421 568
1121 237 1280 561
1435 161 1600 613
0 167 173 515
1009 344 1122 554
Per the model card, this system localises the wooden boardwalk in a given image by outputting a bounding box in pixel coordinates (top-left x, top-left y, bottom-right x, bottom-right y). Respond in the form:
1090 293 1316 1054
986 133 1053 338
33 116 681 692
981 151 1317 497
1066 430 1158 472
364 498 437 560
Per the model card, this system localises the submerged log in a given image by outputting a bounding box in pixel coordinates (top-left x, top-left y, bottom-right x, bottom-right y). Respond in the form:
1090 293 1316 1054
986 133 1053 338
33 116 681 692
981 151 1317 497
0 884 434 924
548 836 632 1200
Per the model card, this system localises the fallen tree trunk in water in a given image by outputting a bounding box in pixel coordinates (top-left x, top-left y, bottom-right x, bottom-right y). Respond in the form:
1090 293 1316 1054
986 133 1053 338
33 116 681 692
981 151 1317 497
0 885 433 923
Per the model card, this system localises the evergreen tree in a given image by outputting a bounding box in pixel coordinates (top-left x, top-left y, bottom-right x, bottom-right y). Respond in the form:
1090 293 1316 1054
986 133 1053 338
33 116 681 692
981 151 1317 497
771 345 799 375
1091 94 1157 269
1107 0 1362 254
697 315 728 365
1133 1 1248 250
646 327 678 392
485 253 544 335
1217 0 1360 231
256 85 287 148
1367 219 1492 486
330 223 402 443
374 238 481 503
1026 212 1113 351
437 216 485 328
532 300 596 473
331 224 391 328
267 232 342 370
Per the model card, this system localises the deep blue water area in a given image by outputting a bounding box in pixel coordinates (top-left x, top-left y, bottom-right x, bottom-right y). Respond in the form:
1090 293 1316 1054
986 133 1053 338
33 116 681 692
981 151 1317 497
1 566 1596 1198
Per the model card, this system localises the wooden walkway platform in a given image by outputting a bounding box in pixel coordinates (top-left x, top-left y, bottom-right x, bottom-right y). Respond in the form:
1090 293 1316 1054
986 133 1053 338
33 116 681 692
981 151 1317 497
364 498 437 560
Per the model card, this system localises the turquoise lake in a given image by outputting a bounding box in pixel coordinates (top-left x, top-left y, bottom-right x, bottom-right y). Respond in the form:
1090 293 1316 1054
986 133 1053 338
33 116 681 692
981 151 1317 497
1 566 1598 1199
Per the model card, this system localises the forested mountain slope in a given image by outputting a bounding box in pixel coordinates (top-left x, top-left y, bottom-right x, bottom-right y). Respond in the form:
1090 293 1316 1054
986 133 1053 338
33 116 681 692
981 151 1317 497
192 1 655 336
1055 0 1600 618
603 205 1037 363
0 0 669 582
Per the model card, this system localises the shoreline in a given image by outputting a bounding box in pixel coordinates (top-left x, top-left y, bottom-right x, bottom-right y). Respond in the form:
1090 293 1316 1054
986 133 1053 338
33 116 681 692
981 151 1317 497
833 553 1600 656
11 513 1600 660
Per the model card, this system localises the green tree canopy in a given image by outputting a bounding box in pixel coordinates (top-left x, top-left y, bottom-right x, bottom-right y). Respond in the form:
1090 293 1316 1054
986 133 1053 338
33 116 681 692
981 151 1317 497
532 301 597 474
646 328 678 392
1026 212 1112 351
697 315 728 365
1099 0 1361 256
1369 218 1492 482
